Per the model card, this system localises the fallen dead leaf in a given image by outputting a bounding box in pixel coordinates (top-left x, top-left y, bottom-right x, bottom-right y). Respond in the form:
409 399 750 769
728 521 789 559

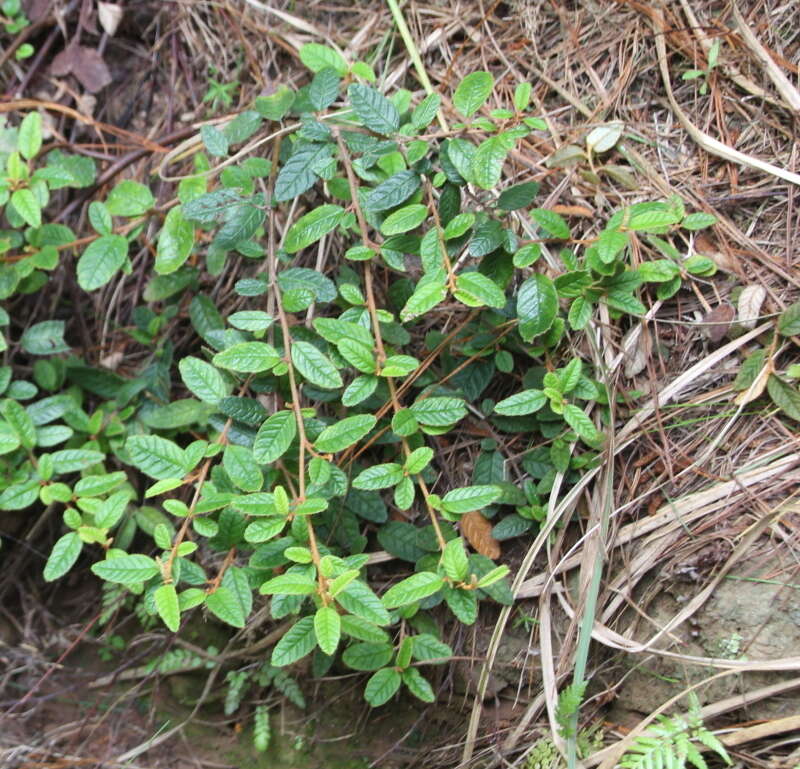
551 204 594 218
51 41 112 93
737 284 767 330
703 304 735 343
460 510 500 559
98 2 124 36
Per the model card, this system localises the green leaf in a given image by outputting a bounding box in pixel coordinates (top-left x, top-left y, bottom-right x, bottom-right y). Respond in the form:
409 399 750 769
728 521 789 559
404 446 433 475
441 485 501 514
227 310 273 332
364 170 420 213
155 206 194 274
315 414 376 453
285 204 344 254
342 374 379 406
444 213 475 239
74 471 127 497
213 342 280 373
778 301 800 337
341 615 390 643
20 320 69 355
314 606 341 655
409 396 466 427
0 480 40 510
206 586 247 628
767 375 800 421
568 296 593 330
179 356 230 404
495 389 546 416
214 198 265 250
562 404 601 443
18 112 43 160
337 338 377 374
604 291 645 315
381 355 419 378
291 341 342 389
382 571 444 608
155 584 181 632
272 616 317 666
105 180 154 217
77 234 128 291
454 272 506 308
411 93 441 129
43 531 82 581
638 259 680 283
274 142 330 202
441 537 469 581
471 136 508 190
308 67 341 110
11 188 41 228
402 667 436 702
259 573 317 595
596 229 629 263
453 71 494 117
2 399 36 447
252 410 297 464
530 208 570 239
380 203 428 236
91 554 160 583
353 463 404 490
443 585 478 624
364 667 401 706
0 421 21 455
299 43 347 75
497 181 539 211
681 212 717 230
48 448 104 472
342 642 393 671
348 84 399 135
513 82 532 111
517 273 558 340
411 633 452 663
400 279 447 322
200 124 229 157
126 434 187 480
337 579 391 625
223 444 263 492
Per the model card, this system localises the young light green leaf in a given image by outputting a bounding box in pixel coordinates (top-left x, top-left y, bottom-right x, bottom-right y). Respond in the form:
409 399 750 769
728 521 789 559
10 188 41 227
562 404 601 443
105 180 154 217
223 444 263 492
453 71 494 117
314 606 341 656
530 208 570 239
494 389 546 416
409 396 467 427
155 206 194 274
314 414 376 453
381 571 444 608
348 84 399 135
43 531 82 582
476 564 509 588
18 112 43 160
441 537 469 581
213 342 280 373
155 584 181 632
284 204 344 254
272 616 317 666
411 93 441 129
291 341 342 389
352 463 404 490
77 234 128 291
299 43 348 75
91 554 160 583
404 446 433 475
342 374 379 406
179 356 230 404
206 586 247 628
259 573 317 595
340 615 390 644
380 204 428 236
400 279 447 322
471 136 508 190
767 375 800 421
454 272 506 308
513 82 532 111
252 410 297 464
441 485 501 514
